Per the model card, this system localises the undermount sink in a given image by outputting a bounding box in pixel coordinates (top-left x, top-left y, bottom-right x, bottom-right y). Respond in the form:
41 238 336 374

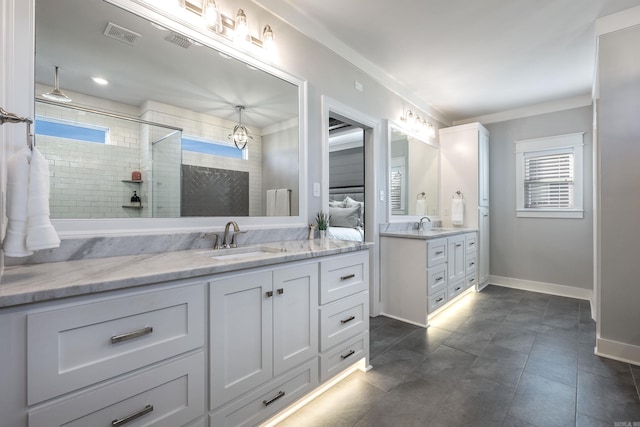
198 245 287 261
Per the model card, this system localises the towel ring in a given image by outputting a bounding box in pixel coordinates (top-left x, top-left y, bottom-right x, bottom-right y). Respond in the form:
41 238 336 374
453 190 464 199
0 107 34 150
417 192 425 200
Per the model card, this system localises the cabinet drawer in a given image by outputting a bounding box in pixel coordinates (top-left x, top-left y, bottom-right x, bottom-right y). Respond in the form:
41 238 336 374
427 238 447 267
448 281 466 300
320 251 369 304
28 351 205 427
320 292 369 351
465 233 478 253
211 358 318 427
27 283 205 405
320 332 368 382
466 273 478 290
466 253 478 276
427 264 448 294
427 290 447 313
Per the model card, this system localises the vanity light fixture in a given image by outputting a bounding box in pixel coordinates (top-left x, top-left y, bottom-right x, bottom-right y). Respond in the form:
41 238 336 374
233 8 249 42
202 0 221 32
42 66 72 103
231 105 252 150
168 0 276 53
400 109 435 139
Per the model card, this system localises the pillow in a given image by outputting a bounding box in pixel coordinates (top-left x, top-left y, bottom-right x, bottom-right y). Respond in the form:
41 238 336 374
329 199 346 208
329 205 361 228
344 196 364 222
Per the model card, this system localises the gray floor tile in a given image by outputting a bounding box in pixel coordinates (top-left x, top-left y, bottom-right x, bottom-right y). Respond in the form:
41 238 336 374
365 347 425 391
577 342 634 385
468 343 529 387
491 322 537 354
524 353 577 387
578 321 597 345
541 312 579 330
414 344 477 390
505 308 545 325
428 309 471 332
443 330 493 356
391 326 450 355
509 372 576 427
632 365 640 399
577 369 640 424
368 320 420 360
503 415 536 427
575 413 612 427
534 325 579 352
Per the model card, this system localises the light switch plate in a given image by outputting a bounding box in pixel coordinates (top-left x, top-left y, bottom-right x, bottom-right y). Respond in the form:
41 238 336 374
313 182 320 197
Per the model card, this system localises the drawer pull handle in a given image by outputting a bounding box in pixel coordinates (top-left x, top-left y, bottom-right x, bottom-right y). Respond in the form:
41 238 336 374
435 276 444 281
469 242 476 246
469 278 476 283
110 326 153 344
470 262 475 266
435 251 444 255
435 297 444 303
263 391 286 406
455 287 461 291
341 349 355 360
456 243 462 247
341 273 356 281
266 291 273 298
341 315 356 324
277 288 284 295
112 404 154 426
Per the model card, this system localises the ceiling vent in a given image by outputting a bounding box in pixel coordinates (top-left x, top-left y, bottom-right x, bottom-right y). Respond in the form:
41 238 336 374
165 32 193 49
103 22 141 45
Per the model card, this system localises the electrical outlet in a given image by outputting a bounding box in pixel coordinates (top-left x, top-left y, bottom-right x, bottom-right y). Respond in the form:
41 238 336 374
379 190 385 201
355 81 363 92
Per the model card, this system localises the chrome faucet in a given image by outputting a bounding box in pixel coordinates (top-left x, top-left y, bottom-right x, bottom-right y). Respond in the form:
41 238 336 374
222 221 241 249
418 216 432 230
203 232 220 249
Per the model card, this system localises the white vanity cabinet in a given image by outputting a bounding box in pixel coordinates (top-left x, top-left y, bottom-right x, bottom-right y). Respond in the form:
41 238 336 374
0 280 207 427
209 262 319 409
440 122 490 288
382 231 478 327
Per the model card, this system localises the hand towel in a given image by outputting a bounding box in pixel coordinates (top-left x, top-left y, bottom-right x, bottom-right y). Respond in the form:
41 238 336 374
266 189 276 216
275 189 291 216
3 147 33 257
26 147 60 251
451 198 464 226
415 199 427 215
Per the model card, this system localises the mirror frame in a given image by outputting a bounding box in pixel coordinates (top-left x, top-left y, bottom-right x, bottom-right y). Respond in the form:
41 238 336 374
387 122 440 223
46 0 308 237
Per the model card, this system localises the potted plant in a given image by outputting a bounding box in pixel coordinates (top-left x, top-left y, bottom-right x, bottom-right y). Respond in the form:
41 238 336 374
315 211 330 239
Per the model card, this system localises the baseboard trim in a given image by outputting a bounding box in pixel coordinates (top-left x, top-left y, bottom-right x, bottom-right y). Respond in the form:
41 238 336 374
379 312 427 328
488 275 593 301
596 337 640 367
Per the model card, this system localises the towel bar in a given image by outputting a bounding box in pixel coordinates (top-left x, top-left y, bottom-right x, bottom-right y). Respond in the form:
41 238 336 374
0 107 34 150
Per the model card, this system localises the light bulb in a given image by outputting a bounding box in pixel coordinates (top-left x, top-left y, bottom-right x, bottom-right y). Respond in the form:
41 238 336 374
203 0 219 31
234 9 249 42
262 25 275 52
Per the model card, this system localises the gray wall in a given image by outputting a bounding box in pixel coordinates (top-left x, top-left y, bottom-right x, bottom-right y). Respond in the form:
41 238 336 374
598 25 640 346
485 106 593 289
262 126 299 216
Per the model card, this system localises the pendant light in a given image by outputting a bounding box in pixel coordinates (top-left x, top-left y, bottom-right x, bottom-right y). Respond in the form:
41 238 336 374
231 105 252 150
42 66 72 103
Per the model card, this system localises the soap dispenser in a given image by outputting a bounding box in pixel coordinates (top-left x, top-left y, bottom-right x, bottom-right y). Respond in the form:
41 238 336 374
130 191 142 207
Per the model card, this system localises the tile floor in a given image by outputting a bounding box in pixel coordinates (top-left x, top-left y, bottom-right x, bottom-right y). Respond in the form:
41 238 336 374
277 285 640 427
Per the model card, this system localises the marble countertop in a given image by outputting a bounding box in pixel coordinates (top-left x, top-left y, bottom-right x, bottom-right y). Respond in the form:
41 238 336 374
0 239 373 308
379 228 477 240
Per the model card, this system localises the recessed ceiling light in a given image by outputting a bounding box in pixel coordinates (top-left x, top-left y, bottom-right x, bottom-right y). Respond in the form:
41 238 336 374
92 76 109 85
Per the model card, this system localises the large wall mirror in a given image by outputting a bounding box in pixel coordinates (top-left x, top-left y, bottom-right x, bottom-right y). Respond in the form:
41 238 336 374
34 0 304 234
389 125 439 218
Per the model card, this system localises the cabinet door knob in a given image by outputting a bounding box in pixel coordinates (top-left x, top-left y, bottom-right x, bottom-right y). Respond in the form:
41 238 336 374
277 288 284 295
266 291 274 298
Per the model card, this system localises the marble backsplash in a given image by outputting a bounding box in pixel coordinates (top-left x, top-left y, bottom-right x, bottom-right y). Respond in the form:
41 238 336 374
4 226 308 266
379 219 443 233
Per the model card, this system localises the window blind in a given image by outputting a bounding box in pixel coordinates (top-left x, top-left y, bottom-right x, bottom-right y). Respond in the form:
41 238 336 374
390 169 403 210
524 152 574 208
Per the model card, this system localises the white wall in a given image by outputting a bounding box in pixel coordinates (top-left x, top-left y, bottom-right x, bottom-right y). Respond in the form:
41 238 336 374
597 24 640 361
485 106 593 292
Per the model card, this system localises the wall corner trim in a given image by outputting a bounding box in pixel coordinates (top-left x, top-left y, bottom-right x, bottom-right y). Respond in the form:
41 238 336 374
488 275 592 301
596 338 640 367
596 5 640 36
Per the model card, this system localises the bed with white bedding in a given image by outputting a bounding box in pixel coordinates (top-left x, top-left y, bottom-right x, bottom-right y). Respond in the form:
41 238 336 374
327 187 365 242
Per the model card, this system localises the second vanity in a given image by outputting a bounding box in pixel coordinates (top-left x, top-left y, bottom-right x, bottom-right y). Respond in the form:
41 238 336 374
0 239 371 427
380 227 478 327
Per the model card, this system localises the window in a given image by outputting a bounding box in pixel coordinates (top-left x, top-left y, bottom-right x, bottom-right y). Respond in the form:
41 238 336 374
181 136 245 159
35 117 109 144
515 133 583 218
390 157 406 214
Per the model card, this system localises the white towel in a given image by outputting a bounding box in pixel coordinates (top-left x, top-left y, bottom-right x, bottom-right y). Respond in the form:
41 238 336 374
3 147 60 257
3 147 33 257
451 198 464 226
275 189 290 216
415 199 427 215
266 189 276 216
26 147 60 251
